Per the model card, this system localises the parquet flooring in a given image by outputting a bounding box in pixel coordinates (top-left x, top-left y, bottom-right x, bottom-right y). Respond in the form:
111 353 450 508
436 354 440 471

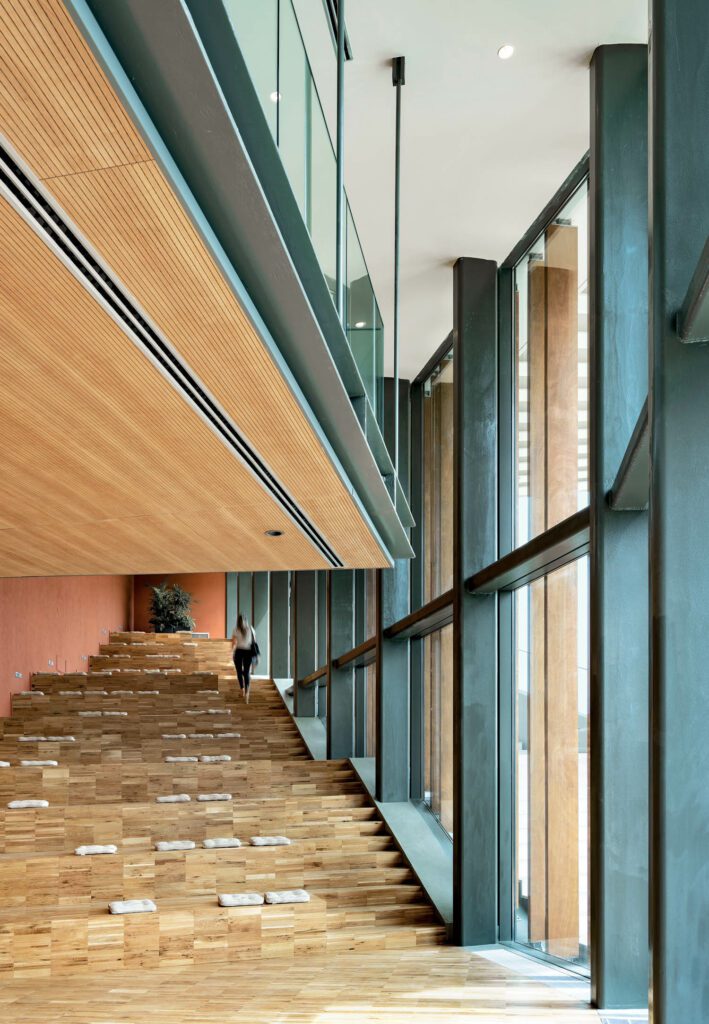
0 947 601 1022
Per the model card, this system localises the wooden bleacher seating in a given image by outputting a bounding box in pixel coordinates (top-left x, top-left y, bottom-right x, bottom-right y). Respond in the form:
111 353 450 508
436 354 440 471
0 632 445 977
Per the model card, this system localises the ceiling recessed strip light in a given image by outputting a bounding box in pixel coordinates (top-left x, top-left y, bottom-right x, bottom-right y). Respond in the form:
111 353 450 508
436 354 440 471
497 44 515 60
269 91 281 103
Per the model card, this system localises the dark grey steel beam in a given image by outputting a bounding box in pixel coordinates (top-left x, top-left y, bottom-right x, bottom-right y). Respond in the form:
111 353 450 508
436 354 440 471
327 569 355 758
589 43 649 1011
608 399 649 511
293 571 317 717
453 257 498 945
649 3 709 1019
677 236 709 342
269 572 290 679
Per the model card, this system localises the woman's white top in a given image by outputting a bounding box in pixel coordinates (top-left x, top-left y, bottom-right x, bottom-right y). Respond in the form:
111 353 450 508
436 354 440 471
232 625 254 651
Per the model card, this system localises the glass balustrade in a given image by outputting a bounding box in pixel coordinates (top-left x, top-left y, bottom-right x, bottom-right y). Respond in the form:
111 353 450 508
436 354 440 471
223 0 384 428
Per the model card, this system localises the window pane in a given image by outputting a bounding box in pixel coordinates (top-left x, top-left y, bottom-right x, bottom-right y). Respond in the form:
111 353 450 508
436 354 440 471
423 623 453 836
364 569 377 757
515 183 589 546
514 556 589 971
422 350 454 602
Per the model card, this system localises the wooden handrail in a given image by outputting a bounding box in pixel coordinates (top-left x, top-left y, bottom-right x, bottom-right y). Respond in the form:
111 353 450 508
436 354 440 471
332 636 376 670
299 665 328 688
466 506 590 594
383 589 453 641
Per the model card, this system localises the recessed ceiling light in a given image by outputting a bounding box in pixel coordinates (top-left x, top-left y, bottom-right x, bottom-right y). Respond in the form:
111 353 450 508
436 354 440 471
354 321 366 328
497 44 515 60
265 529 283 537
269 90 281 102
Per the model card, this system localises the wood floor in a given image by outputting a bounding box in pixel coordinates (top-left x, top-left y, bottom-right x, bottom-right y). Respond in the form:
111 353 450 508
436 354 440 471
0 633 602 1021
0 948 603 1022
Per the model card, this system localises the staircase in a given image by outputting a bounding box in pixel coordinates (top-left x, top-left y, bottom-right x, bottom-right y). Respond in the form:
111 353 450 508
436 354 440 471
0 633 445 977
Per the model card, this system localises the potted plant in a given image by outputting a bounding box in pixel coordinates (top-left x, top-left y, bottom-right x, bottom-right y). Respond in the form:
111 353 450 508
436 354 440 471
148 581 196 633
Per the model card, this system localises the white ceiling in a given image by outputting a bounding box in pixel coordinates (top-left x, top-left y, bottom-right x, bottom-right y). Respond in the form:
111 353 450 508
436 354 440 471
293 0 647 379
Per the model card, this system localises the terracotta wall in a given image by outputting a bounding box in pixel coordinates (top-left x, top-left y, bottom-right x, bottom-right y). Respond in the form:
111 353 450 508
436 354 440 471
133 573 226 639
0 575 133 717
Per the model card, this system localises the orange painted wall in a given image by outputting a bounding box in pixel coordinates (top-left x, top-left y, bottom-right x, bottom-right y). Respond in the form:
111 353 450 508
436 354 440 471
0 575 133 718
133 573 226 638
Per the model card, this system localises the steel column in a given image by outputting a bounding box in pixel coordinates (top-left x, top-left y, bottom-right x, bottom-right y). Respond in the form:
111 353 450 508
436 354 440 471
237 572 253 624
252 572 270 676
375 562 410 801
293 571 317 717
648 3 709 1019
453 257 498 945
327 569 355 758
269 571 290 679
589 44 649 1010
225 572 238 638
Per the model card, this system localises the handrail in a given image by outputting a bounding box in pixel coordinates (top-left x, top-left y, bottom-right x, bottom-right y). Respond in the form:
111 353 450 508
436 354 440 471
384 589 453 641
332 636 376 670
299 665 328 688
466 507 590 594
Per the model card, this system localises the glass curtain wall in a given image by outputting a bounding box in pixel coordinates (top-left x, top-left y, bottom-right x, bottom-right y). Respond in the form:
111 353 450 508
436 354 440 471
514 557 590 970
223 0 385 426
422 623 453 834
507 175 591 973
515 184 589 546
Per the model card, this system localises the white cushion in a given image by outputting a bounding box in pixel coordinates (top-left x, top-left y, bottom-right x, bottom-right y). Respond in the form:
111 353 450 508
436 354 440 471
203 838 241 849
20 760 58 767
109 899 156 915
112 690 134 696
188 733 214 740
200 690 219 695
218 892 263 907
79 711 102 717
156 794 191 803
143 690 160 695
75 844 117 856
60 690 84 697
49 736 75 742
155 840 195 852
0 761 10 768
199 755 231 763
103 711 128 717
216 733 241 739
250 836 291 847
165 756 198 763
197 793 232 802
162 734 187 740
264 889 310 904
8 800 49 809
207 709 230 715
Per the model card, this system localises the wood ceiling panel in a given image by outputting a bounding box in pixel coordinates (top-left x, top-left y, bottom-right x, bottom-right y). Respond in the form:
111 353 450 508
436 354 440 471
0 0 389 571
0 0 149 178
0 195 327 577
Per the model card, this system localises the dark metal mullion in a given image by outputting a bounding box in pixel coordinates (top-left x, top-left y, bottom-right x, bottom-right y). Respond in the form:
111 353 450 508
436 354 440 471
497 266 516 942
501 153 590 270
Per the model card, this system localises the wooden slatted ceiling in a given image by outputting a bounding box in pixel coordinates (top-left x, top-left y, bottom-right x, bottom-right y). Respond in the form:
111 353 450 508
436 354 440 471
0 197 326 576
0 0 388 572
